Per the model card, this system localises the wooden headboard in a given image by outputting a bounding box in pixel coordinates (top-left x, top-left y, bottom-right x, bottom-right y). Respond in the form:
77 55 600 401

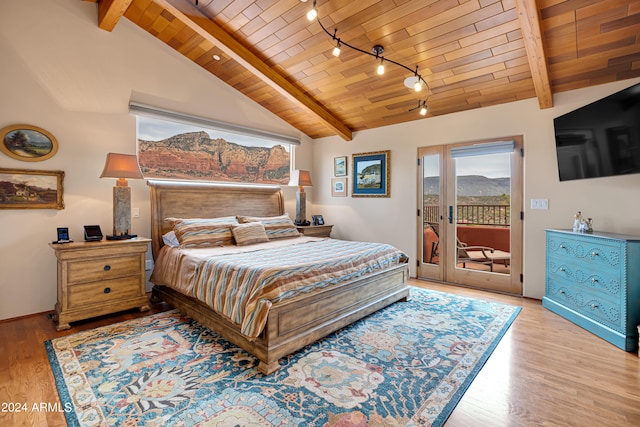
148 180 285 260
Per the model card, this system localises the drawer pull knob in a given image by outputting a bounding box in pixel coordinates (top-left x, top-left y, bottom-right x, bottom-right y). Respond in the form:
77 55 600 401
104 265 111 271
591 303 598 309
591 252 598 257
591 278 598 283
559 290 565 294
104 287 111 294
559 245 566 249
559 267 566 272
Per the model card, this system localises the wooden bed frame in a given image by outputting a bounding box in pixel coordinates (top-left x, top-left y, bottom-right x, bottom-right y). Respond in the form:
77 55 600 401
148 180 410 374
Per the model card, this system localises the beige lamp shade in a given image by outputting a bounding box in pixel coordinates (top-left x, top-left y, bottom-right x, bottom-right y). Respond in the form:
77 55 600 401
100 153 143 186
288 170 313 189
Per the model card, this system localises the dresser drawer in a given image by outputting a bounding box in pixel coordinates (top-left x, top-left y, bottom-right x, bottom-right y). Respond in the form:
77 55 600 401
546 278 624 333
67 276 142 308
547 258 622 300
547 233 623 273
67 256 140 284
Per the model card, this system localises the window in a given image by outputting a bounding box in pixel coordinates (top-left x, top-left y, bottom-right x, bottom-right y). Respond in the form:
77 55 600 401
131 103 299 185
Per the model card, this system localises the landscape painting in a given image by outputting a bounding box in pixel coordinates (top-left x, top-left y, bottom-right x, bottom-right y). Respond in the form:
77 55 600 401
136 116 290 185
0 169 65 209
352 150 390 197
0 125 58 162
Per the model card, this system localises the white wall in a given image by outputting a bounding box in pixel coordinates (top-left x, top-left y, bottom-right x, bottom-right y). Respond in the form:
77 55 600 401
0 0 307 320
312 79 640 299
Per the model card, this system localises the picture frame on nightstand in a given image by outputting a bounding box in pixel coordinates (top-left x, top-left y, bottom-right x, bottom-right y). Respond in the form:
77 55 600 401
312 215 325 226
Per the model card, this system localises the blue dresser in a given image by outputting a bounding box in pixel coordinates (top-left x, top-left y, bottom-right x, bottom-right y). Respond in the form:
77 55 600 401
543 229 640 351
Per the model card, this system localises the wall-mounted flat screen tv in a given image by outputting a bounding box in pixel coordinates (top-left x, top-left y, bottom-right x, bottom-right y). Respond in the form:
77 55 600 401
554 83 640 181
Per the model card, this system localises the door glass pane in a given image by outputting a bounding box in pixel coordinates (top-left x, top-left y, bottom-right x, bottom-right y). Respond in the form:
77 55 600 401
454 152 511 275
423 154 440 265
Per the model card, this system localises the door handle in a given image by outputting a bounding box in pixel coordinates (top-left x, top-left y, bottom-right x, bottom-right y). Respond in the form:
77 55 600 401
448 206 453 224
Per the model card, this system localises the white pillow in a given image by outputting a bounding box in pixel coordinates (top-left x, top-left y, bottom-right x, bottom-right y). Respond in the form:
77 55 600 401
162 230 179 247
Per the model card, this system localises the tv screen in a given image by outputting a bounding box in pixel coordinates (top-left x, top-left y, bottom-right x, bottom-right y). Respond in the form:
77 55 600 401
554 83 640 181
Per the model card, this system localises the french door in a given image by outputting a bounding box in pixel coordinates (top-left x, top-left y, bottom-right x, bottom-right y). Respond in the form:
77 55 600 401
417 136 523 295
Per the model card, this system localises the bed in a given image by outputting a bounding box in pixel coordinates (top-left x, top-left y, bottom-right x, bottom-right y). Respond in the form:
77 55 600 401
148 180 410 374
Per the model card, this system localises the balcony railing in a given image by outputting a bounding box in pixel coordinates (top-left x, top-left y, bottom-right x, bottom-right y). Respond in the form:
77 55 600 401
424 204 510 226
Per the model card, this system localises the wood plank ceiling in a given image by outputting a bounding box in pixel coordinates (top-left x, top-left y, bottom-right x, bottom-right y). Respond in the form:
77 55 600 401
92 0 640 140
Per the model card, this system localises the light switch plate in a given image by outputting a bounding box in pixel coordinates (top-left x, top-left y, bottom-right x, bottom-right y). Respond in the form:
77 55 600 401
530 199 549 209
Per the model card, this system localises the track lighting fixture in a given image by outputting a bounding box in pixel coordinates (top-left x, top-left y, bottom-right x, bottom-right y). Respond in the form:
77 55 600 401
301 0 428 117
408 99 428 116
306 0 318 21
332 41 341 57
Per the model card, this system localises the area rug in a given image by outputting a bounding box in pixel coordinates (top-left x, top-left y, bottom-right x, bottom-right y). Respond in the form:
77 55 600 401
46 287 520 427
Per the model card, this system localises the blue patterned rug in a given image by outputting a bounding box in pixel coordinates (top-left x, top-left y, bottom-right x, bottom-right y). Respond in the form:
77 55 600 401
46 287 520 426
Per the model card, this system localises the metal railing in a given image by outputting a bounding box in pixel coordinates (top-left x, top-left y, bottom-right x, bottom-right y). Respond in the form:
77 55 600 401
424 204 510 226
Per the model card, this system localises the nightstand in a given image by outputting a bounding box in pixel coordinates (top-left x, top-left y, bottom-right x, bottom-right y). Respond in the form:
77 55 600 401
49 237 151 331
296 224 333 238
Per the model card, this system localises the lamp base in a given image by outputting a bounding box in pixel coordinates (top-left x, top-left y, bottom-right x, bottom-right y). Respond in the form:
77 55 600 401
106 234 138 241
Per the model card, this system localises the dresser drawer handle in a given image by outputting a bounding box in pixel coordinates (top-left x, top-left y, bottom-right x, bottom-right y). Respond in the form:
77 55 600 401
104 265 111 271
104 287 111 294
591 251 598 257
559 290 565 294
559 244 566 249
591 303 598 309
591 278 598 283
559 267 566 272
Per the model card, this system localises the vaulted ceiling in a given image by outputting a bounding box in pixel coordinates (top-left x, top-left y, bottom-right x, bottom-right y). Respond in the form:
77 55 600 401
92 0 640 140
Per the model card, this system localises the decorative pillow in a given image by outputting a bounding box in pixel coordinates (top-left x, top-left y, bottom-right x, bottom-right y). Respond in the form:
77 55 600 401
162 230 179 247
171 218 236 247
165 216 238 227
231 222 269 246
237 214 300 240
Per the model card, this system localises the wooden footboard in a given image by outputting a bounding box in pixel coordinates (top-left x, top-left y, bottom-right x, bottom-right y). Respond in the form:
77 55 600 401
153 263 410 374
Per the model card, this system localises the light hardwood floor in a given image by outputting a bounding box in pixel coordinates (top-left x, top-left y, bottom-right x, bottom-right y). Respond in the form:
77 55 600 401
1 279 639 426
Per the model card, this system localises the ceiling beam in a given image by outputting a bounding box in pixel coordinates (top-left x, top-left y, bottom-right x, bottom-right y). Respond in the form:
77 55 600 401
515 0 553 109
157 0 353 141
97 0 134 32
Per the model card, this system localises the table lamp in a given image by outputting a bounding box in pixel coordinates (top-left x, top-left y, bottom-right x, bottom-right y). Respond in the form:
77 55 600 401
100 153 143 239
289 169 312 226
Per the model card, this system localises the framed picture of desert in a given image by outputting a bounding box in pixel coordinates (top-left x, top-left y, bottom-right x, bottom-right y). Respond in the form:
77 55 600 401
0 124 58 162
0 168 65 209
352 150 390 197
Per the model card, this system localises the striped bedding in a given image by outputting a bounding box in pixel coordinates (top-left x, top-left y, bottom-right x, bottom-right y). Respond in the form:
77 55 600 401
151 237 408 339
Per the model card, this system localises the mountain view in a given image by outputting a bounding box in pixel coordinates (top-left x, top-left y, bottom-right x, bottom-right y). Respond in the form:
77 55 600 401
138 131 290 184
424 175 510 197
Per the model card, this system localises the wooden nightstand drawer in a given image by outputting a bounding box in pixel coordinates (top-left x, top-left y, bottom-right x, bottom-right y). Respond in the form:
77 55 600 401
67 277 141 308
67 256 140 284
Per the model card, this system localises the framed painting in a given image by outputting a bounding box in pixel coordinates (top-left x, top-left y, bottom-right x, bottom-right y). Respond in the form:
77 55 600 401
331 177 347 197
352 150 390 197
0 124 58 162
0 168 65 209
334 156 347 177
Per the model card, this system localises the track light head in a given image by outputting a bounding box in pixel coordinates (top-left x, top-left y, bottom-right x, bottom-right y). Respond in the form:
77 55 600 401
377 59 385 75
332 41 341 57
420 101 428 116
307 7 317 20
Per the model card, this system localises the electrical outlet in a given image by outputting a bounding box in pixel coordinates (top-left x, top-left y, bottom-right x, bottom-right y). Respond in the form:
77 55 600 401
132 207 140 218
145 259 154 271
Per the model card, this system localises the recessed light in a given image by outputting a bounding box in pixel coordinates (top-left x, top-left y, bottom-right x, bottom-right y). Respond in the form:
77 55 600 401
213 54 221 61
